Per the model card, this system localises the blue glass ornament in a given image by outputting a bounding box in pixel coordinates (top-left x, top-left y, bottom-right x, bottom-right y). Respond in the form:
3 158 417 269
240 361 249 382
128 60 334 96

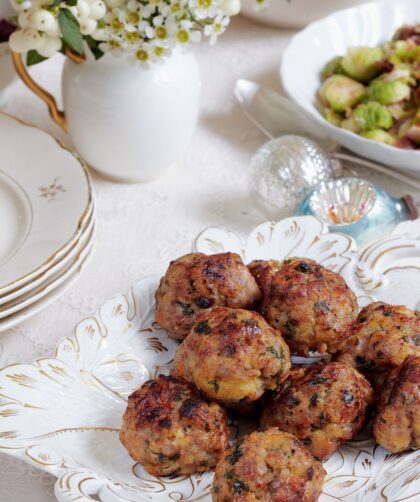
296 177 413 246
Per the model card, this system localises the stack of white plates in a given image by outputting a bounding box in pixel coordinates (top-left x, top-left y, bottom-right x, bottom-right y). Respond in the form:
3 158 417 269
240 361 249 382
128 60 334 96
0 113 95 332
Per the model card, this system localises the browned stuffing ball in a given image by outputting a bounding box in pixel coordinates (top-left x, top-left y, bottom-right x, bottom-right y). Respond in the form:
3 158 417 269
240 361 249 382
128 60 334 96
212 428 326 502
119 375 229 477
261 362 374 460
155 252 260 340
373 355 420 453
335 302 420 389
260 257 358 356
173 307 291 408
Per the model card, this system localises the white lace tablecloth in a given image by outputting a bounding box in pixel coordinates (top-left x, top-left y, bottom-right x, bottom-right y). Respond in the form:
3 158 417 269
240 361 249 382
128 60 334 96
0 16 419 502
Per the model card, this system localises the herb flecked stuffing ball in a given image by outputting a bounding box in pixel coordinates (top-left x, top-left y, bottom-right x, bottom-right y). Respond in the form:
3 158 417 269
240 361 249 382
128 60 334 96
155 252 261 341
373 355 420 453
259 257 358 356
335 302 420 389
212 428 326 502
261 362 374 460
173 307 291 408
119 375 229 477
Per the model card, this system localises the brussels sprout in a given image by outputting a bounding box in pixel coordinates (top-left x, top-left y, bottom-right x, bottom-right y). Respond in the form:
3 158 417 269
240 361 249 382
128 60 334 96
321 56 344 80
341 47 383 82
324 108 343 126
368 79 411 105
352 102 393 131
361 130 397 146
319 75 366 113
341 116 360 133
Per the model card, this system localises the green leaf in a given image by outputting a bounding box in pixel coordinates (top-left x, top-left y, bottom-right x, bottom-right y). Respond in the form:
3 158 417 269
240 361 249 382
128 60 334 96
65 0 78 5
26 50 47 66
58 8 84 55
85 35 104 61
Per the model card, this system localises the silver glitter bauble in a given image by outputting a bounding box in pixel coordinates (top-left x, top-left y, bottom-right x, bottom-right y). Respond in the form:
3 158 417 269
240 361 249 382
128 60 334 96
251 135 336 218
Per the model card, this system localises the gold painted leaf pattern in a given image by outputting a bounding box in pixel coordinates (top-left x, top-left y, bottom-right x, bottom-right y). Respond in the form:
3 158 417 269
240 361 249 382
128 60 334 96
0 221 419 501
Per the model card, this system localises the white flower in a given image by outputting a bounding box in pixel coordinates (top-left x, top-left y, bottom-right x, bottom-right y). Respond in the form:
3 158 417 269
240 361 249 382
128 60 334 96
219 0 241 17
77 0 91 18
89 0 107 20
9 29 29 52
9 27 45 52
91 27 107 41
29 9 56 31
189 0 218 20
37 35 62 57
11 0 242 66
204 13 230 45
79 18 97 35
18 10 32 29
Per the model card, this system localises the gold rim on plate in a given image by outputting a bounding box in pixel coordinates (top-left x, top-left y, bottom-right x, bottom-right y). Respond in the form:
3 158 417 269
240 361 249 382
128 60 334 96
0 112 94 295
0 224 96 328
0 203 95 304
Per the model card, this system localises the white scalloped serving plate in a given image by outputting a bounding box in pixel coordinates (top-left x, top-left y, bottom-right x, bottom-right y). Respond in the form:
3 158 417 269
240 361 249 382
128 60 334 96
0 216 419 502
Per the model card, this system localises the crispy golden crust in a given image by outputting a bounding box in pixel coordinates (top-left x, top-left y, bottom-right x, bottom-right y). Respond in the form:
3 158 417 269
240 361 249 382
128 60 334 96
155 253 261 341
119 375 229 477
261 362 373 460
173 307 291 407
335 302 420 388
373 356 420 453
260 258 358 356
212 428 326 502
248 260 283 298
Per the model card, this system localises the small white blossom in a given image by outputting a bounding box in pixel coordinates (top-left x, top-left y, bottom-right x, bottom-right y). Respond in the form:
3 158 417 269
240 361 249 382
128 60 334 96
10 0 264 67
17 10 32 29
77 0 91 18
89 1 107 20
204 13 230 45
37 35 62 57
79 18 97 35
30 9 56 31
189 0 218 21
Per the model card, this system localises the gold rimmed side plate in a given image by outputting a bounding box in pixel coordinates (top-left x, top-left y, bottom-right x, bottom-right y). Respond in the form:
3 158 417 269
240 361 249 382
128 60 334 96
0 112 93 295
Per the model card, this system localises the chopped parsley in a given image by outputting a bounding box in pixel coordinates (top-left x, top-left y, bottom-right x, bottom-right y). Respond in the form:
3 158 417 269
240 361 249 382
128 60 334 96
266 346 284 360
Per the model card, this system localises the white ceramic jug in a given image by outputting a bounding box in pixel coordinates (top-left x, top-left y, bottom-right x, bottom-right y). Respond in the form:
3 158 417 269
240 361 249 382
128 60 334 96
13 49 201 182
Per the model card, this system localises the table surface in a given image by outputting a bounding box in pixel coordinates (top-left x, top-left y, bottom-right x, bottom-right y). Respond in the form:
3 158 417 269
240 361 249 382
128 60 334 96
0 15 419 502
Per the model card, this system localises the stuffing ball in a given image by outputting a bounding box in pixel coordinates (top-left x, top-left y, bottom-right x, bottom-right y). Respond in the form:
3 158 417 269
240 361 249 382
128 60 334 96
155 252 260 340
260 257 358 356
335 302 420 389
119 375 229 477
173 307 291 407
212 428 326 502
373 355 420 453
261 362 374 460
